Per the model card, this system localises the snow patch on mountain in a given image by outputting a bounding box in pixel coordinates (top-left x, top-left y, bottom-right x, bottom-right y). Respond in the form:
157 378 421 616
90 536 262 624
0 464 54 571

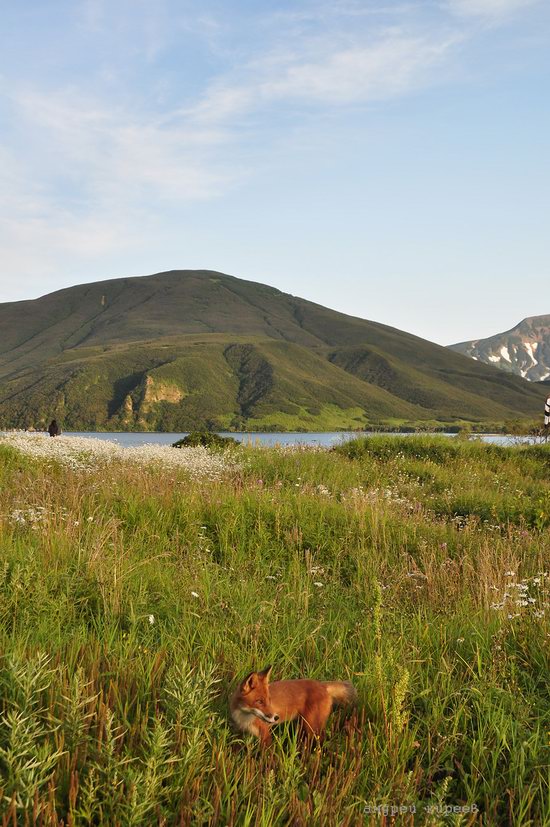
524 342 538 365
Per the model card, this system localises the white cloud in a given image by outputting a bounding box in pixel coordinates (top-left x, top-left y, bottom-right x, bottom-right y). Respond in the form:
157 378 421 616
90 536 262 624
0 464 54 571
0 144 139 300
447 0 541 17
189 28 460 124
0 83 240 295
9 86 236 204
261 34 459 104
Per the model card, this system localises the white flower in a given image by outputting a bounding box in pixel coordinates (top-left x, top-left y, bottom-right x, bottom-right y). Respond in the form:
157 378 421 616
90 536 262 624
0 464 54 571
505 571 515 577
148 614 155 625
9 507 48 525
191 591 199 598
313 582 324 587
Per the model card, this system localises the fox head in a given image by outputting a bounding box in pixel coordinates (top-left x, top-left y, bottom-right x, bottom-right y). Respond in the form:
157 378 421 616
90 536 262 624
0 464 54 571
237 665 279 724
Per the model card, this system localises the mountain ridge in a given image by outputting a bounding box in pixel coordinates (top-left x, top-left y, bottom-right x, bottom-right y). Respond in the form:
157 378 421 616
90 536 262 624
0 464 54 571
0 270 544 431
450 314 550 382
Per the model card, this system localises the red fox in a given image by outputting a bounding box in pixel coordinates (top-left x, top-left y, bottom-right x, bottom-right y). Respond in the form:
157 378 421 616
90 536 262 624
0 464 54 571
230 665 357 745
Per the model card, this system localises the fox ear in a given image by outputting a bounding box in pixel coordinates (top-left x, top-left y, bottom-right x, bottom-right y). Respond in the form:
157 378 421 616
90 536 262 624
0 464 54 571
258 665 273 683
240 671 257 694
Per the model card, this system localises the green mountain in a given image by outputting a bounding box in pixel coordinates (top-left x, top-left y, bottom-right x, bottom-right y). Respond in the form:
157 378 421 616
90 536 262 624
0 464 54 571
0 270 543 431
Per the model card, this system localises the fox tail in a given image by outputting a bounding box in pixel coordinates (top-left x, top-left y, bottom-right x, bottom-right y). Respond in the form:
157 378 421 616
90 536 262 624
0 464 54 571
323 680 358 706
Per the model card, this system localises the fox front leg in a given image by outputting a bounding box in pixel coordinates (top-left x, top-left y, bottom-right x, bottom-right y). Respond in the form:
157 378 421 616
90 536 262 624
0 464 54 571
253 720 273 746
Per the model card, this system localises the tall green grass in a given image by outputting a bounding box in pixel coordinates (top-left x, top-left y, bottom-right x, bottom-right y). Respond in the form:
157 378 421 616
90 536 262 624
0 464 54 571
0 437 548 825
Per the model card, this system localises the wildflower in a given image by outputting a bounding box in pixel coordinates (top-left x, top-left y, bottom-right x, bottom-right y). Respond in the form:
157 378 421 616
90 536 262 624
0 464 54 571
456 638 465 643
9 506 47 526
191 591 199 598
148 614 155 625
313 582 324 588
505 571 515 577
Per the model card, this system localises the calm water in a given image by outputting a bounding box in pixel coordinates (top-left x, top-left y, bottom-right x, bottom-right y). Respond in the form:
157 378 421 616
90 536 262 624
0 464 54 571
56 431 539 447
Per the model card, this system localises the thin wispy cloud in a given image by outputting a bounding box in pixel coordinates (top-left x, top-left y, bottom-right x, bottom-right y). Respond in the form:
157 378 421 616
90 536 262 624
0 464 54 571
12 87 233 202
260 33 460 104
0 84 234 271
446 0 542 18
188 24 461 124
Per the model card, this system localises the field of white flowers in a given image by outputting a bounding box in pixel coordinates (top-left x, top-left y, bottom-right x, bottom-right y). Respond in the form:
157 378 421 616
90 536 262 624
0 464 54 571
0 432 240 478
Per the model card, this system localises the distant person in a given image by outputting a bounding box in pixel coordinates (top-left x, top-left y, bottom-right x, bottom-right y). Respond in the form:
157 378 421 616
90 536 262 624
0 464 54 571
48 419 60 437
545 396 550 429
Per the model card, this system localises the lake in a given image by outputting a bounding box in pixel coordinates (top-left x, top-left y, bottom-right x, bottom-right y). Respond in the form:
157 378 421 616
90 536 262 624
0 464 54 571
56 431 539 447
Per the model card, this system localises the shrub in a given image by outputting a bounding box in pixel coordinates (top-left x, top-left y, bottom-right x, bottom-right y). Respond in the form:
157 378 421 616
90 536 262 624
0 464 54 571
172 431 238 450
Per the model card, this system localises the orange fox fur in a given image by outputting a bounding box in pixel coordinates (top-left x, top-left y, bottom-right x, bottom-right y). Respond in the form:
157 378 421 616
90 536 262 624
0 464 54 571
230 665 357 745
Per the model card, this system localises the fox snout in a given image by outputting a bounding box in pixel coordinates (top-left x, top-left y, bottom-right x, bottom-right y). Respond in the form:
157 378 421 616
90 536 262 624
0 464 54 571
253 709 279 724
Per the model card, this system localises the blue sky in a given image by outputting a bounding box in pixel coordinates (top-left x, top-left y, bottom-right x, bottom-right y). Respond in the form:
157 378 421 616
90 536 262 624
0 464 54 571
0 0 548 344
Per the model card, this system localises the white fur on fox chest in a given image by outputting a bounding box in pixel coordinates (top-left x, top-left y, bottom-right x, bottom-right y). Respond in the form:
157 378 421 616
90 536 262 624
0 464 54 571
231 706 262 736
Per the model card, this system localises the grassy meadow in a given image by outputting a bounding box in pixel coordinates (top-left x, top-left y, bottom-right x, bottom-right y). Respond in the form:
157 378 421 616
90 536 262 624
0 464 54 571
0 434 548 825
